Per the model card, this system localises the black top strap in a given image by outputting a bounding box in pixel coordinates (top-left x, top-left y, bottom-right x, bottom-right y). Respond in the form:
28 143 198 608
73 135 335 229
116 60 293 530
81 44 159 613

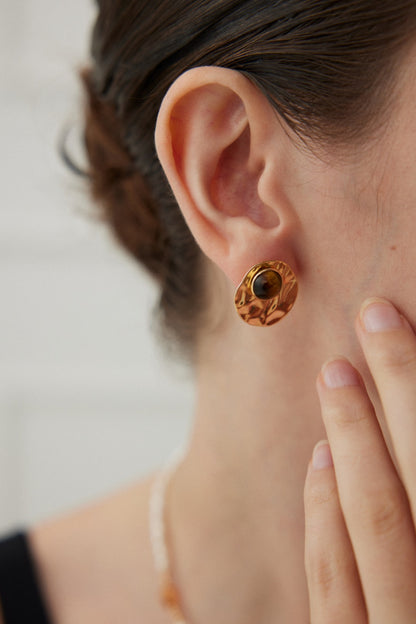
0 530 52 624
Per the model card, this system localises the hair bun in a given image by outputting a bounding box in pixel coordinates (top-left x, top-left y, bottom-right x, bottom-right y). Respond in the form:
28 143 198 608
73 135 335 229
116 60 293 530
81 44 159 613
81 68 167 281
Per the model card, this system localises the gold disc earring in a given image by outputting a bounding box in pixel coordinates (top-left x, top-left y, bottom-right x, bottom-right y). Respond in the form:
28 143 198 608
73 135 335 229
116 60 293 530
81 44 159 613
234 260 298 326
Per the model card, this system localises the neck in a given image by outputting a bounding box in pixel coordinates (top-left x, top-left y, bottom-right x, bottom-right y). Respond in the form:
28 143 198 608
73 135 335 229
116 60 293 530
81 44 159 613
168 308 334 623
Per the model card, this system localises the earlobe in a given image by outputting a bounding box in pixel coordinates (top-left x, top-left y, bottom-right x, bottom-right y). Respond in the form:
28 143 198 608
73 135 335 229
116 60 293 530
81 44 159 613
154 66 295 286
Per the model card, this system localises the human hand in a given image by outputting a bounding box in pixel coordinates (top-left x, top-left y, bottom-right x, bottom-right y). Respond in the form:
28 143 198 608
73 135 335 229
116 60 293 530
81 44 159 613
304 297 416 623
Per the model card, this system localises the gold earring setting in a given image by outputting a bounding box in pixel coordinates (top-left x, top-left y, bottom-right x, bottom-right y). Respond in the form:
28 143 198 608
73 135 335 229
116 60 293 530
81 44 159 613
234 260 298 326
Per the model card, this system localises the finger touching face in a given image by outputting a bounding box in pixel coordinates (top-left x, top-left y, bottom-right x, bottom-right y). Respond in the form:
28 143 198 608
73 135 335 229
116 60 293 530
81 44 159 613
313 334 416 621
355 297 416 521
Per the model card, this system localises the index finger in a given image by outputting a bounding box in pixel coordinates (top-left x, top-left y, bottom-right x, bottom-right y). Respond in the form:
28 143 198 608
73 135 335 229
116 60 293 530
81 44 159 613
356 297 416 519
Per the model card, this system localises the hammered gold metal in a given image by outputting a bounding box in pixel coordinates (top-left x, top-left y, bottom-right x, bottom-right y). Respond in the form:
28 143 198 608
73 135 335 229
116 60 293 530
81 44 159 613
234 260 298 327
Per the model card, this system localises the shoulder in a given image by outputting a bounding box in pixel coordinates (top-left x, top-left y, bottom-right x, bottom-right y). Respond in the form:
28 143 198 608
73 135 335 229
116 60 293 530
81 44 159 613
0 530 51 624
26 472 165 624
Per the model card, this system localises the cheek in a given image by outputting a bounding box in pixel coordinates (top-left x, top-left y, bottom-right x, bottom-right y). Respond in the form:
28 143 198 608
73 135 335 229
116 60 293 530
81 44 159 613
303 210 377 301
364 164 416 325
296 136 416 325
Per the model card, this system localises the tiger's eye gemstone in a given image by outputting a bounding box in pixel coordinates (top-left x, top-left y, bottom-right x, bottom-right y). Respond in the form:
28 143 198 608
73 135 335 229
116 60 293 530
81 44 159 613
252 269 282 300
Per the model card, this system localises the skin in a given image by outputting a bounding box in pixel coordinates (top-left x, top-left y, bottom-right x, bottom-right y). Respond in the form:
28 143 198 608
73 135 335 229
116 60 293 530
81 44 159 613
305 302 416 622
15 39 416 624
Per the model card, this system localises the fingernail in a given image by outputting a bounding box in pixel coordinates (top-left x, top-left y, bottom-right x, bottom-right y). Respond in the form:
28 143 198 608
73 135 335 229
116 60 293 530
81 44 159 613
361 298 403 333
322 357 361 389
312 440 333 470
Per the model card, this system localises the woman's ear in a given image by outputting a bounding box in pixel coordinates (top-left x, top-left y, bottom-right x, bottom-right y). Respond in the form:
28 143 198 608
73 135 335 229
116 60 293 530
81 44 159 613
155 66 298 286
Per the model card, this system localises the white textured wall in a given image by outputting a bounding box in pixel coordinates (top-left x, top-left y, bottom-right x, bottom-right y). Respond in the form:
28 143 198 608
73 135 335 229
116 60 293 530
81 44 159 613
0 1 194 533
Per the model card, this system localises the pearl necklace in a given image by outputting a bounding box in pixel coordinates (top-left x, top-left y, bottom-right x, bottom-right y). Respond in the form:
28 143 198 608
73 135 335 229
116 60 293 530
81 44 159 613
149 443 189 624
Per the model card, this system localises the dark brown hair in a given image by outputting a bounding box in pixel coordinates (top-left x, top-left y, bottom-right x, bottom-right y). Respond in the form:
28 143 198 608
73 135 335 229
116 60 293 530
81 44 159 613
82 0 416 359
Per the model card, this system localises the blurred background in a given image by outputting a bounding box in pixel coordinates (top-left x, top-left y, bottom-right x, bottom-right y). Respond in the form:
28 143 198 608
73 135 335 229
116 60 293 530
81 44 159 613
0 1 194 534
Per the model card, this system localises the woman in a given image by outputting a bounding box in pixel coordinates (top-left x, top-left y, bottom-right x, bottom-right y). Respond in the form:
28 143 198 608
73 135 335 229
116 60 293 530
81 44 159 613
1 0 416 622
